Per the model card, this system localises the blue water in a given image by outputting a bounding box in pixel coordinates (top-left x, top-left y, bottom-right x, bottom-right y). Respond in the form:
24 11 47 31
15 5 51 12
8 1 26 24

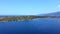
0 18 60 34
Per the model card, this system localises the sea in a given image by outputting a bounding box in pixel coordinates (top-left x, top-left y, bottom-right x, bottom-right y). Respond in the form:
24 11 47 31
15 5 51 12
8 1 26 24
0 18 60 34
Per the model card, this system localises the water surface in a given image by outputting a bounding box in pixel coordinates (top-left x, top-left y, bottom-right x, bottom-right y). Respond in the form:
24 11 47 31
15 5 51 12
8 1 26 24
0 18 60 34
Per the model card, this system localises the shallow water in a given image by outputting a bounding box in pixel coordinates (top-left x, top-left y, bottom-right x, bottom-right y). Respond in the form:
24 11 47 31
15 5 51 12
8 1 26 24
0 18 60 34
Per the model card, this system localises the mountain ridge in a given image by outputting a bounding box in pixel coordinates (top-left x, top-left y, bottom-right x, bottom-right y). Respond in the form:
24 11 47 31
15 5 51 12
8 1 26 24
38 11 60 16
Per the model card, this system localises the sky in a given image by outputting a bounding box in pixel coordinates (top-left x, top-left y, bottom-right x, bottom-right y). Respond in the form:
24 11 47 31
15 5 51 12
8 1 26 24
0 0 60 15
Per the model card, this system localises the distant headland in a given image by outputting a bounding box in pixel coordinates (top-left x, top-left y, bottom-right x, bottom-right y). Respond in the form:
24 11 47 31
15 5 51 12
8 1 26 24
0 16 60 22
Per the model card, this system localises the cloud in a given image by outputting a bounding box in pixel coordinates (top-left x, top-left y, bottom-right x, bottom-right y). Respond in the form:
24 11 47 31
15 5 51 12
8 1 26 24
58 5 60 8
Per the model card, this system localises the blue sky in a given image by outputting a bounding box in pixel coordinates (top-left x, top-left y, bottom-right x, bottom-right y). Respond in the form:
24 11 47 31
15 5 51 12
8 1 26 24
0 0 60 15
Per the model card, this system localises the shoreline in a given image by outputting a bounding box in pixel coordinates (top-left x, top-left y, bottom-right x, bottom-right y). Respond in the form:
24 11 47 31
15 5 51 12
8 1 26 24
0 16 60 22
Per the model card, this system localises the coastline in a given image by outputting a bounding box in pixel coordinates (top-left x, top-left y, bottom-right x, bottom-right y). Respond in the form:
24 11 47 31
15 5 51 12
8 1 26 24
0 16 60 22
